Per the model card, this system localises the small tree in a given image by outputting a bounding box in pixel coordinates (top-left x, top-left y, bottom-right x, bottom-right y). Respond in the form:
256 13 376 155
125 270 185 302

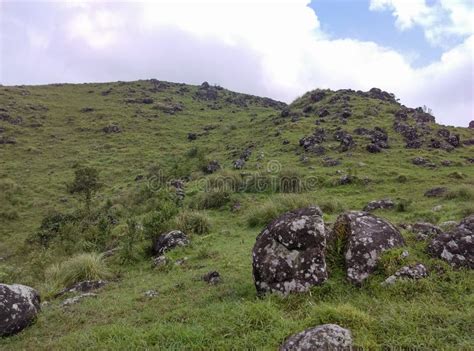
68 167 102 211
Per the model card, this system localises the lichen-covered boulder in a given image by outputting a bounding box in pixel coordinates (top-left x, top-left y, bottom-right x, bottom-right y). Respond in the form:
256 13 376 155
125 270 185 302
252 206 327 295
279 324 352 351
333 211 405 285
0 284 40 336
152 230 189 256
428 214 474 268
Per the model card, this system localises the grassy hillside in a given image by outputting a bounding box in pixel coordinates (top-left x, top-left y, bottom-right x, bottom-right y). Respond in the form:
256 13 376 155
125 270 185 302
0 80 473 350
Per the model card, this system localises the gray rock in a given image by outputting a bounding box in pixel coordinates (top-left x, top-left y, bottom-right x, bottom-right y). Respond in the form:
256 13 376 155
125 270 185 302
382 263 428 285
202 271 221 285
424 187 447 197
144 290 159 298
363 199 394 212
333 211 405 285
428 214 474 268
61 293 97 307
152 255 167 268
280 324 352 351
0 284 41 336
152 230 189 256
55 280 108 297
411 222 442 237
252 206 327 295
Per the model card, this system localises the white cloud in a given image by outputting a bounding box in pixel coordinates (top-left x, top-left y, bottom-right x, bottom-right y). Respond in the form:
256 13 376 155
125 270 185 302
0 0 472 126
369 0 474 45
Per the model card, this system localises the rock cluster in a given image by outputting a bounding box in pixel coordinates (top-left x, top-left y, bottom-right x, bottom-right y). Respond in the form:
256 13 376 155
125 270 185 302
428 215 474 268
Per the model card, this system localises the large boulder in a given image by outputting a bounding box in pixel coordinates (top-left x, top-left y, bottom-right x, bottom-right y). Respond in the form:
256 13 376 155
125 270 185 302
151 230 189 256
428 214 474 268
279 324 352 351
363 199 394 212
0 284 41 336
333 211 405 285
252 206 327 295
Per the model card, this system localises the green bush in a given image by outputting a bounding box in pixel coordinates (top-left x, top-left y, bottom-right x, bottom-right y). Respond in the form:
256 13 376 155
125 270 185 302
45 252 111 290
119 218 143 264
194 189 231 210
29 212 77 247
175 210 211 235
246 194 315 227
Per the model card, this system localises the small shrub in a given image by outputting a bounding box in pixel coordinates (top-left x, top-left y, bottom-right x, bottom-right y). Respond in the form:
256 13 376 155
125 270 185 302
0 210 19 221
143 206 177 240
444 187 474 201
396 199 412 212
195 189 231 210
67 167 102 210
119 218 142 264
175 210 211 235
45 252 111 290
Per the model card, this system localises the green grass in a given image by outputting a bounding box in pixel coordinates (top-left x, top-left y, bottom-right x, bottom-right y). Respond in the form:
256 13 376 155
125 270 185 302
0 80 473 350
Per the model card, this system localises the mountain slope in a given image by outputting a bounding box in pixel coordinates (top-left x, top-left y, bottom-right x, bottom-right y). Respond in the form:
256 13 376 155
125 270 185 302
0 80 473 350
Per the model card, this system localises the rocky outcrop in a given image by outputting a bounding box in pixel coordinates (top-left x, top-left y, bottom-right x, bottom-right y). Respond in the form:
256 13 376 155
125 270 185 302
0 284 40 336
152 230 189 256
332 211 405 285
428 215 474 268
252 207 327 295
279 324 352 351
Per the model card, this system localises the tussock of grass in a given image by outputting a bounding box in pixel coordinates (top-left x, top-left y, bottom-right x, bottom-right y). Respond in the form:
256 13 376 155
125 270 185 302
174 210 211 235
45 253 111 292
246 194 315 227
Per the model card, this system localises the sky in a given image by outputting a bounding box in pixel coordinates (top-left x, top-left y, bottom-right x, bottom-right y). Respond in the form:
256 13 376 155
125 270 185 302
0 0 473 127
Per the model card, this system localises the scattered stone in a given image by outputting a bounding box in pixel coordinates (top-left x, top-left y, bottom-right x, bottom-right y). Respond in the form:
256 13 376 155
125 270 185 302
80 107 94 113
279 324 352 351
141 98 154 104
310 90 326 102
233 158 246 169
424 187 447 198
175 257 188 266
441 160 452 166
187 133 197 141
102 124 121 134
205 160 221 174
144 290 159 298
366 143 382 153
382 263 428 285
0 284 41 336
338 174 354 185
61 293 97 307
363 199 394 212
55 280 108 298
318 108 329 117
428 214 474 268
412 157 429 166
202 271 221 285
152 255 167 268
282 139 290 145
231 201 241 212
252 206 327 295
151 230 189 256
322 157 340 167
332 211 405 285
0 136 16 145
411 222 442 237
